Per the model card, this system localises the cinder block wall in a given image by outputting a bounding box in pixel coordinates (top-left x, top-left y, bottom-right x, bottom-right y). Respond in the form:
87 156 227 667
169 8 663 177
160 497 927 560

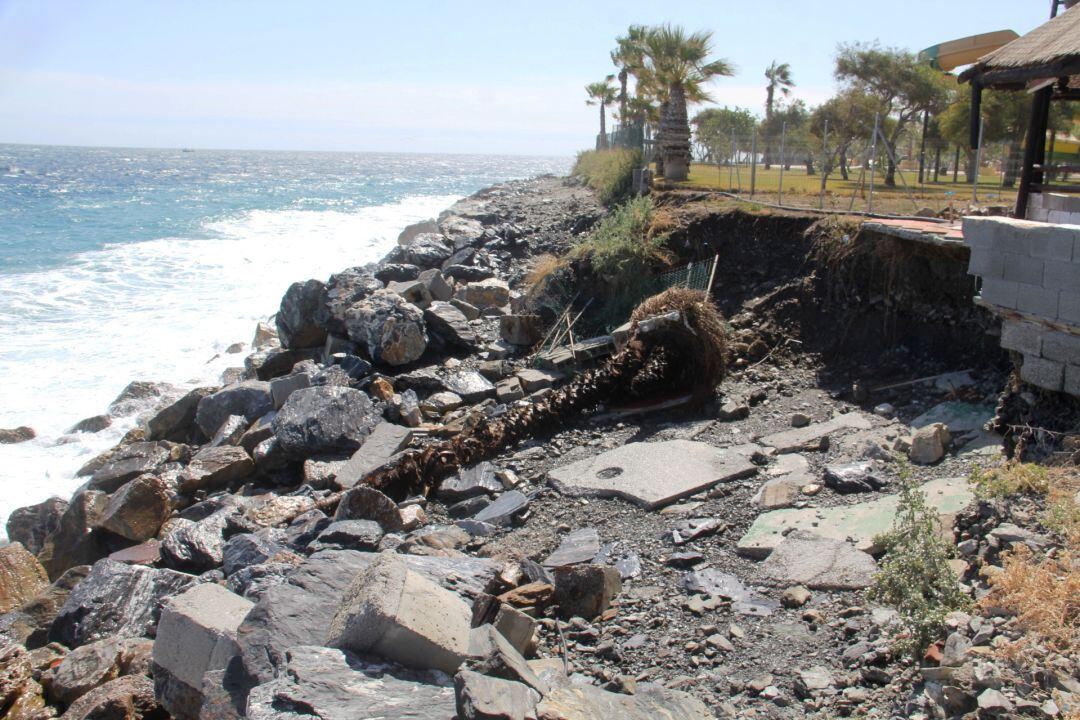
964 216 1080 396
1027 192 1080 225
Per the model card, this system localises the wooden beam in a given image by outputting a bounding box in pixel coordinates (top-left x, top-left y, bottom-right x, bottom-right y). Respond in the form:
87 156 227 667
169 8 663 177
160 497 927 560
1016 86 1053 218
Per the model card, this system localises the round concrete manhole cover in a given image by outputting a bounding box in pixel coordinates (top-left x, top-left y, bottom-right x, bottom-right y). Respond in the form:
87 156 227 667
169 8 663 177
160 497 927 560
596 466 623 479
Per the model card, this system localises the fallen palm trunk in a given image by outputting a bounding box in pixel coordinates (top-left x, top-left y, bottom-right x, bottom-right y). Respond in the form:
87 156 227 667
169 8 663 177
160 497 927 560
348 287 728 504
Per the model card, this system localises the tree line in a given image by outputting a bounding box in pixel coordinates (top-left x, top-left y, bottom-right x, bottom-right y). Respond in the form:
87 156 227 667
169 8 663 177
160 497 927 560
586 25 1078 188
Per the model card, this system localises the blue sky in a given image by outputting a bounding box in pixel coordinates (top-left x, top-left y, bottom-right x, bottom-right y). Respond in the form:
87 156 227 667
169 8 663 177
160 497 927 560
0 0 1053 156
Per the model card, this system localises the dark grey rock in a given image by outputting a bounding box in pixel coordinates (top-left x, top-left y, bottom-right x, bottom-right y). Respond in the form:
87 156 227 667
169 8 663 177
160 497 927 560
334 422 414 489
207 414 250 448
223 532 285 577
333 486 403 532
445 371 495 403
553 564 621 620
284 509 332 551
49 559 195 648
180 446 254 494
823 461 888 494
404 233 453 268
108 380 178 416
246 645 455 720
455 670 539 720
439 462 502 503
322 267 384 336
472 491 528 527
66 415 112 434
465 624 546 694
276 279 328 349
237 549 497 682
245 347 320 381
147 387 217 441
6 497 68 555
424 301 479 349
225 561 297 601
311 520 383 551
196 381 274 437
37 491 110 580
160 509 234 573
449 496 491 519
418 268 453 301
272 386 381 456
542 528 600 567
90 442 170 492
345 289 428 367
375 263 422 283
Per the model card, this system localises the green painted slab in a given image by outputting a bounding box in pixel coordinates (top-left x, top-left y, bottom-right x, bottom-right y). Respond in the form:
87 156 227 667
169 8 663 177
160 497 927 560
736 476 973 559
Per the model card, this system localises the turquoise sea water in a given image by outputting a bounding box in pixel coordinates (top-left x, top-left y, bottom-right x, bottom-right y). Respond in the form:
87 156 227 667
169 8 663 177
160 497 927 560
0 144 570 534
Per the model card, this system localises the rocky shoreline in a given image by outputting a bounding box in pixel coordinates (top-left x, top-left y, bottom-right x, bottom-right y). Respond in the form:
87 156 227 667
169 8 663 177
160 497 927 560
1 176 1077 720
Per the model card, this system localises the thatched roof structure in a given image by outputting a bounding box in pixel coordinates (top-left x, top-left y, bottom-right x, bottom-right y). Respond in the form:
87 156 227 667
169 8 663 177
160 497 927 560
959 4 1080 89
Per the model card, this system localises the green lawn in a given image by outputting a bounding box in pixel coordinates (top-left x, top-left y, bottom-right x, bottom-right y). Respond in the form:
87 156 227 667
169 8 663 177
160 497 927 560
667 163 1019 214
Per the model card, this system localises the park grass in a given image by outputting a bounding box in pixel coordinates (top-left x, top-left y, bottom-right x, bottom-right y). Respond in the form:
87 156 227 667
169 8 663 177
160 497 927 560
665 163 1019 215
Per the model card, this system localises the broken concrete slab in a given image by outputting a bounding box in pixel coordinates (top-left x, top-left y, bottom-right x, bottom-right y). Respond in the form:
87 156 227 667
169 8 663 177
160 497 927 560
547 440 757 510
760 413 873 453
152 583 253 720
334 422 414 489
534 673 714 720
911 401 993 435
328 553 472 674
737 476 973 559
514 368 563 393
454 669 540 720
760 531 879 590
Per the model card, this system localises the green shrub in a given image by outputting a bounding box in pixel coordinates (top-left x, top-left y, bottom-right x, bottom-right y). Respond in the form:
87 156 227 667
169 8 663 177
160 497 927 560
572 148 643 205
570 196 672 329
870 461 970 658
968 462 1050 499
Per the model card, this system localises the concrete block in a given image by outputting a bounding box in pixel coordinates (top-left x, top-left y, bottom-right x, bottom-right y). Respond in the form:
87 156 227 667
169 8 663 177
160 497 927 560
328 553 472 674
1044 261 1080 293
1042 330 1080 364
1060 291 1080 324
979 278 1019 309
1000 320 1043 356
152 583 253 719
1025 227 1076 262
1020 355 1065 391
967 250 1005 279
1002 253 1044 285
1065 364 1080 397
961 217 998 251
1016 284 1060 318
270 372 311 410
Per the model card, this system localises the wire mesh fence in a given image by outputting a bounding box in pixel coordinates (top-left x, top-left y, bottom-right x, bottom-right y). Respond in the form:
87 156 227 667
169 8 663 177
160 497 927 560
683 124 1080 216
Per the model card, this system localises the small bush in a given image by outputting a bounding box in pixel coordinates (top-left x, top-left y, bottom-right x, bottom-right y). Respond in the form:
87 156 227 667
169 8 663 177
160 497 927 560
570 196 672 329
573 148 643 205
870 461 970 658
968 462 1050 499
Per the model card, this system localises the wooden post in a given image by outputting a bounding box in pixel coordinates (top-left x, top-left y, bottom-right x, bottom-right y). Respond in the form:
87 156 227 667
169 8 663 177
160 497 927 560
1016 86 1052 219
867 113 880 214
777 121 787 206
972 116 985 203
918 110 929 184
750 130 757 199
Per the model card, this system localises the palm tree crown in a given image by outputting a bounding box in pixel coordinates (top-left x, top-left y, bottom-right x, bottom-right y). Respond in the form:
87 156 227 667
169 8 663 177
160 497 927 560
764 60 795 120
585 76 618 149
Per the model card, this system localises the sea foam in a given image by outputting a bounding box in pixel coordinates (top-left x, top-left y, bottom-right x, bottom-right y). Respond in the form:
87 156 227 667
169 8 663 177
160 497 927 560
0 194 458 536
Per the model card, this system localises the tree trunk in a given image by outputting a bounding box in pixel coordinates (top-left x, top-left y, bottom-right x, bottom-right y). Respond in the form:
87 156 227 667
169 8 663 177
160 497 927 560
764 87 774 170
805 153 815 176
654 100 669 177
618 69 628 125
884 140 897 187
839 145 849 180
1002 139 1022 187
598 102 608 150
933 145 941 182
964 148 976 184
658 85 691 181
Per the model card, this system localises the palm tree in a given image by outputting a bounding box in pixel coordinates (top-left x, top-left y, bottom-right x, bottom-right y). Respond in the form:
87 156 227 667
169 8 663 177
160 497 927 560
611 25 648 124
585 76 618 150
764 61 795 168
640 24 733 180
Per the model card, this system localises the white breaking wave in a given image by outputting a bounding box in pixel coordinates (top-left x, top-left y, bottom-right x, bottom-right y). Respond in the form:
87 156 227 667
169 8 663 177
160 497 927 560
0 194 460 536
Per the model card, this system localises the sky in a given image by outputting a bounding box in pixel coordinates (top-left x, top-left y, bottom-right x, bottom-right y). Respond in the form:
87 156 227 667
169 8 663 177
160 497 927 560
0 0 1056 156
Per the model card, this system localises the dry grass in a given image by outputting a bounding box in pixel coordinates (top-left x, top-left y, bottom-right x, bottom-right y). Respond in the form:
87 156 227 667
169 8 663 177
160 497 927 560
969 461 1052 499
630 287 728 400
524 254 568 300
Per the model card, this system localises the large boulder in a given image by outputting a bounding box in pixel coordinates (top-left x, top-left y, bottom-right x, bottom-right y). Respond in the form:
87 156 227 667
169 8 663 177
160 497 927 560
247 645 456 720
152 583 253 720
456 279 510 310
146 387 216 442
96 474 173 542
160 509 234 573
454 670 540 720
404 233 454 268
49 559 195 648
0 543 49 613
244 346 320 381
18 565 93 639
37 491 111 581
41 636 124 705
236 549 497 683
333 486 404 531
89 442 171 493
328 554 472 674
276 279 328 349
424 302 479 350
56 674 162 720
345 290 428 367
0 643 48 718
179 446 254 494
322 267 384 336
196 381 274 437
6 497 68 555
272 386 381 456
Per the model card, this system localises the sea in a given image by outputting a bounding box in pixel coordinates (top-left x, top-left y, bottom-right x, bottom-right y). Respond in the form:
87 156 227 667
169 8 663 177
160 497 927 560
0 144 571 538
